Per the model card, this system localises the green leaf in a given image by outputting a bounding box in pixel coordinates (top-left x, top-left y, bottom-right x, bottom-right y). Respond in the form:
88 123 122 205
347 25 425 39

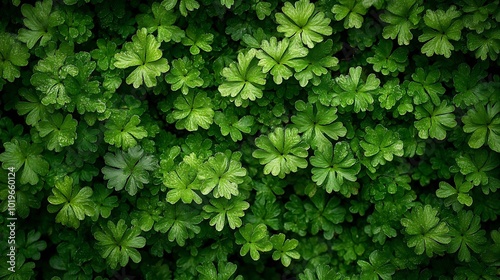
17 0 64 49
114 28 170 88
104 114 148 150
203 199 250 231
154 203 202 246
466 29 500 61
198 152 247 199
305 191 346 239
0 33 30 83
181 26 213 55
455 149 499 187
360 124 404 167
293 39 339 87
246 198 282 230
137 2 185 43
218 49 266 106
270 233 300 267
358 250 396 280
436 175 474 207
163 162 202 204
447 210 487 262
91 184 119 221
276 0 332 48
298 265 337 280
332 0 368 29
418 6 463 58
255 1 272 20
0 139 49 185
401 204 451 257
333 66 379 113
235 223 273 261
380 0 423 45
0 258 35 280
30 50 72 106
90 39 118 71
15 89 52 126
102 146 158 196
452 63 488 108
252 127 310 179
291 100 346 149
0 179 40 219
16 230 47 261
366 39 409 76
47 176 95 229
165 57 204 95
375 78 405 110
414 100 457 140
163 0 200 17
169 91 215 131
94 219 146 269
310 142 360 194
214 112 254 142
462 102 500 152
197 261 241 280
256 37 308 84
407 68 445 106
36 113 78 152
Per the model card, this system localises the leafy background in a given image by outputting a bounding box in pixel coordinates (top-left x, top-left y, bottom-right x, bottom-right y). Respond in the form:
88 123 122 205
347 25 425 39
0 0 500 279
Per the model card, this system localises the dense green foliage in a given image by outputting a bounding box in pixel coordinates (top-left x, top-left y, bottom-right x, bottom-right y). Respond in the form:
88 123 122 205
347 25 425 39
0 0 499 279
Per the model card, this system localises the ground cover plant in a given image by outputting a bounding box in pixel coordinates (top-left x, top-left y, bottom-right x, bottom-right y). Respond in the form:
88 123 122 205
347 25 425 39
0 0 499 279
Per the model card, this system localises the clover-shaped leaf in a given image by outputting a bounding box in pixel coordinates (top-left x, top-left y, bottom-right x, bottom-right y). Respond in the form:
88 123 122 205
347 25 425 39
332 0 368 29
407 68 445 106
447 210 487 262
276 0 332 48
214 112 254 142
0 33 30 84
380 0 424 45
137 2 185 43
294 39 339 87
169 91 215 131
163 162 202 204
197 261 242 280
0 139 49 185
291 100 346 149
218 49 266 106
94 219 146 269
181 26 213 55
114 28 169 88
360 124 404 167
455 149 499 188
235 223 273 261
252 127 309 178
437 174 474 207
102 146 158 196
17 0 64 49
366 39 409 76
462 102 500 152
47 176 95 229
203 199 250 231
332 66 380 113
418 6 463 58
165 57 204 95
198 152 247 199
401 204 451 257
256 37 308 84
154 204 202 246
104 115 148 150
270 233 300 267
310 142 360 194
414 100 457 140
